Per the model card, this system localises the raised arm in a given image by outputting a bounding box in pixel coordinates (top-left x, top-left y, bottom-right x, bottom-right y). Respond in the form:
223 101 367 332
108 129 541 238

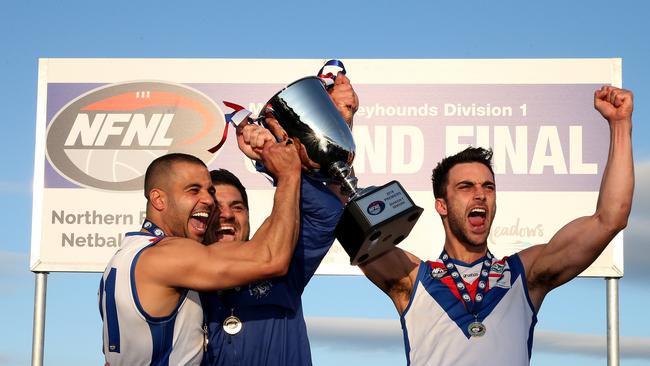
521 86 634 309
329 72 359 128
332 73 420 313
138 140 301 298
326 72 360 202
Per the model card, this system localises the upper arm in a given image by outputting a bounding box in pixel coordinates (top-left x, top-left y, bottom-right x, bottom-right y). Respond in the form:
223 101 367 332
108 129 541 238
522 214 621 308
139 237 283 292
360 248 421 314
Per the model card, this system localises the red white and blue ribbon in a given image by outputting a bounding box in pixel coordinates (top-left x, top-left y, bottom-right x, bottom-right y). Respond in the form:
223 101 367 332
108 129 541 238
317 59 347 87
222 101 253 127
208 101 254 153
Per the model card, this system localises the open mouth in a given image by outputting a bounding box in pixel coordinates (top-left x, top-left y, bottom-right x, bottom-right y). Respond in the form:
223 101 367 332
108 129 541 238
190 211 209 233
468 207 487 228
217 226 236 236
216 225 237 241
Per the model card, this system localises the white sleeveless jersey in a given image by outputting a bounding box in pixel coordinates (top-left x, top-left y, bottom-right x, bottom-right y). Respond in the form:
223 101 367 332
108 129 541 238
98 232 204 366
402 254 537 366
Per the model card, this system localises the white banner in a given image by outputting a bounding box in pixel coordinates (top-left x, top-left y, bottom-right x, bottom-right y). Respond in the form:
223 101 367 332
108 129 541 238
30 58 623 277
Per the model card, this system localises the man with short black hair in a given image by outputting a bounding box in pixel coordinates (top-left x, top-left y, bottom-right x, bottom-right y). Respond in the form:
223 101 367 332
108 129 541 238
208 169 251 243
99 134 302 365
360 86 635 365
200 72 358 366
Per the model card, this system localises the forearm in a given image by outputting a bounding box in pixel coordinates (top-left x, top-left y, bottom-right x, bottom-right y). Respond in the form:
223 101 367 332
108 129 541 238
595 120 634 231
525 117 634 295
249 173 301 272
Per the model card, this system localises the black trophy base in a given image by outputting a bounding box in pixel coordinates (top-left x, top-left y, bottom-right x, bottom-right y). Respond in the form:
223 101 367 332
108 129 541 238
335 180 423 265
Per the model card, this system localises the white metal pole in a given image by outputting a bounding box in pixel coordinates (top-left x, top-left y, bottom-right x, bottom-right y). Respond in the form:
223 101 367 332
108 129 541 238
31 272 48 366
606 277 620 366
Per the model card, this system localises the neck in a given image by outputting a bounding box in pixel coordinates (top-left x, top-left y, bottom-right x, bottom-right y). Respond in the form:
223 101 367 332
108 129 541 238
443 240 488 263
142 215 171 237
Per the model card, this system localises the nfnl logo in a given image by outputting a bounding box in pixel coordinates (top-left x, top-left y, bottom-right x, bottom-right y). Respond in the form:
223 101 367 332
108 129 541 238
46 82 227 190
367 200 385 215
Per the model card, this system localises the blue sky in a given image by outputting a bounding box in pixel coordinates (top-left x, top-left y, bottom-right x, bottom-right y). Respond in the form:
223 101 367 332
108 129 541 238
2 1 650 365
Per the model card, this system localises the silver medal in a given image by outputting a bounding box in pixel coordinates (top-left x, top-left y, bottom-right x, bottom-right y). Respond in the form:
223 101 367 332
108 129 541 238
468 321 486 337
223 315 242 335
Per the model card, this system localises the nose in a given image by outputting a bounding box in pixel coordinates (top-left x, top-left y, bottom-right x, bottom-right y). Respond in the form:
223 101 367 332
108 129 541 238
200 190 214 208
474 186 486 201
219 204 233 219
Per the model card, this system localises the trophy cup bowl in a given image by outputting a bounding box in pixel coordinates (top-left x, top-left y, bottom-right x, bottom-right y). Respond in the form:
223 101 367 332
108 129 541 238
265 77 355 178
262 76 423 265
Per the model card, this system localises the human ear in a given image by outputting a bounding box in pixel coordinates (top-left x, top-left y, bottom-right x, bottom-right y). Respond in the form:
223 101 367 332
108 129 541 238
435 198 447 216
149 189 166 211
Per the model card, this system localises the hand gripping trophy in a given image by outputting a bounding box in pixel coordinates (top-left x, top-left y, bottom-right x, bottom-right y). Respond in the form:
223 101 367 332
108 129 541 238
232 60 423 265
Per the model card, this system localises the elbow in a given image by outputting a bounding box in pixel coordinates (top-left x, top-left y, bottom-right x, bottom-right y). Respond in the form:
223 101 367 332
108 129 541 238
597 208 630 236
614 200 632 232
271 263 290 277
611 217 629 233
264 258 290 278
256 251 290 278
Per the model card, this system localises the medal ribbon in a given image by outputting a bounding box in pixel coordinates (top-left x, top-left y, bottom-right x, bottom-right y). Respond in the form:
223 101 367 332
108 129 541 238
141 218 166 239
317 59 347 87
222 101 254 128
439 249 493 315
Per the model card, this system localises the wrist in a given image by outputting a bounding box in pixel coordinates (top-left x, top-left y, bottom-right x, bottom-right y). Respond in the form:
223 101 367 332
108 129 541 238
274 171 301 185
609 118 632 130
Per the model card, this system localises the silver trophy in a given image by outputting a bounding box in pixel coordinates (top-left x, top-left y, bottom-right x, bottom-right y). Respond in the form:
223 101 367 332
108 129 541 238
262 76 423 265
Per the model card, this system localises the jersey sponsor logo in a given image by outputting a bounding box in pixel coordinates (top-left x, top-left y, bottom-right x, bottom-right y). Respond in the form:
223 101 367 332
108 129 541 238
46 81 227 190
367 200 385 215
462 271 479 280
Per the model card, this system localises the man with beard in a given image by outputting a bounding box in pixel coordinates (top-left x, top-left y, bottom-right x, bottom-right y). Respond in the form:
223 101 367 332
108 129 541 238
200 73 358 366
99 135 302 365
360 86 634 365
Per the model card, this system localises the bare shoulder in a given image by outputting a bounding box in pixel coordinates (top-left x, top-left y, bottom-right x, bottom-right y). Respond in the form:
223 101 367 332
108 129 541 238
137 236 204 274
361 248 421 313
517 244 545 273
517 243 549 309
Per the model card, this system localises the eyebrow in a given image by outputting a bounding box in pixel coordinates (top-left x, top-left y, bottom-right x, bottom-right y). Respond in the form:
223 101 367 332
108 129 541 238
456 180 475 187
455 180 495 187
184 182 206 191
221 199 246 207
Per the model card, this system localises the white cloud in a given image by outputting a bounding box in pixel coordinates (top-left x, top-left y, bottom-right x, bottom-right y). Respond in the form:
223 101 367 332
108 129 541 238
0 352 17 365
0 250 31 294
0 250 28 276
307 317 402 352
307 317 650 360
534 331 650 359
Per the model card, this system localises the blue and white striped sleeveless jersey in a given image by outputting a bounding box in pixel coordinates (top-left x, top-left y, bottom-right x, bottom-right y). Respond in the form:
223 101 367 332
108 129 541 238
99 232 204 366
401 254 537 366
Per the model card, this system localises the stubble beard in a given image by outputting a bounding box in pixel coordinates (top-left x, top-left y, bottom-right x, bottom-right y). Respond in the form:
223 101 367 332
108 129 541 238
447 205 488 249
